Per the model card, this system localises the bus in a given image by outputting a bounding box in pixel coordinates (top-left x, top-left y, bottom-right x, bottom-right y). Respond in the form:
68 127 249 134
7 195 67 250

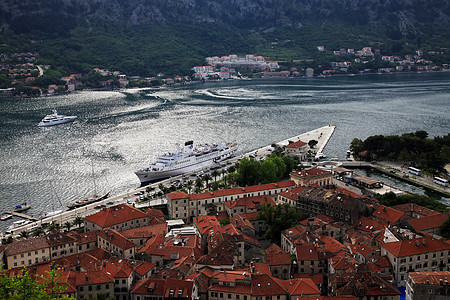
433 177 449 187
408 167 421 176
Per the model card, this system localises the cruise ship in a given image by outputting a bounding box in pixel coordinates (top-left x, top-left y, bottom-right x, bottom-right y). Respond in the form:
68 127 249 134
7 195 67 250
135 141 237 184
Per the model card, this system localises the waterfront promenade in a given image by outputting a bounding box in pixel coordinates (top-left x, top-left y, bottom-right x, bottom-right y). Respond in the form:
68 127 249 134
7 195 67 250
2 125 336 237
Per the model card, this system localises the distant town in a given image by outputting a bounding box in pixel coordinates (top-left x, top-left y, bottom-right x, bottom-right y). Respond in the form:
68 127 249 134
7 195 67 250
1 45 449 97
1 126 449 299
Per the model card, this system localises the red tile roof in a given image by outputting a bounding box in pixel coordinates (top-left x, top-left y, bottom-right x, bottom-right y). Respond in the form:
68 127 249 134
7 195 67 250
409 271 450 285
353 216 387 232
285 278 320 296
224 195 275 210
285 140 307 148
291 273 324 285
97 229 136 250
382 236 450 257
120 223 167 239
372 205 406 224
349 244 378 257
189 181 295 201
408 212 450 232
167 191 189 200
392 203 440 217
264 244 291 266
194 215 221 236
84 204 148 228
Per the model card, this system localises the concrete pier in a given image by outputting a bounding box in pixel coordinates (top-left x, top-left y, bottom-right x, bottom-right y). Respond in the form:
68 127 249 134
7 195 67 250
4 211 39 221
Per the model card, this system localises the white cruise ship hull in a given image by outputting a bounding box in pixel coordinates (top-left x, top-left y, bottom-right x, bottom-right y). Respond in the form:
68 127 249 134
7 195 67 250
135 145 237 184
38 116 77 127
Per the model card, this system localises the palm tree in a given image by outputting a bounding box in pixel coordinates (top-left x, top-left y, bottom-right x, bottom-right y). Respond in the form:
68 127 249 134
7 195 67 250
203 174 212 189
64 221 72 232
19 230 29 238
194 177 204 193
73 216 84 228
48 222 60 232
221 169 228 186
186 180 193 194
158 183 166 194
33 227 45 237
211 169 220 182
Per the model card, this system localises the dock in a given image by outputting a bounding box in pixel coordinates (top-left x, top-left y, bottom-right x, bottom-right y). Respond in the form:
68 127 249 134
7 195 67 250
4 211 39 221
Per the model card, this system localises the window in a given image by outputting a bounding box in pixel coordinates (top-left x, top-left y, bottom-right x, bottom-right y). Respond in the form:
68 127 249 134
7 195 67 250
88 286 92 291
228 294 231 299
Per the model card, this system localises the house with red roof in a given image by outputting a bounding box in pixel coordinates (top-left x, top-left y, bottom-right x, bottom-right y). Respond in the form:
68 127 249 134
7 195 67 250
131 277 196 300
328 252 358 274
120 223 167 248
392 203 440 219
407 212 450 237
136 234 167 266
290 169 333 187
284 139 308 159
167 181 296 220
329 270 400 299
230 214 256 237
71 230 98 254
84 204 149 232
381 236 450 286
366 256 393 277
97 229 137 259
372 205 409 225
295 243 329 274
285 278 321 298
224 195 275 217
72 269 115 299
348 244 380 263
264 244 292 279
406 271 450 299
5 231 78 269
295 186 368 225
277 186 308 206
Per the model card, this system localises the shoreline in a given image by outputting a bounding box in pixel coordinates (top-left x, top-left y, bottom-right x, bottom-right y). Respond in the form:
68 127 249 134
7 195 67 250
4 69 450 99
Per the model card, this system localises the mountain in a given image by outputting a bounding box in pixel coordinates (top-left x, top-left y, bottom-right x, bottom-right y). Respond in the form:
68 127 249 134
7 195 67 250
1 0 449 76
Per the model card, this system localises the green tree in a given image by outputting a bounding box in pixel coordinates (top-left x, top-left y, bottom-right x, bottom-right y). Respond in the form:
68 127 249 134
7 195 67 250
211 169 220 182
441 216 450 239
64 222 72 232
257 203 308 244
186 180 193 194
308 140 318 149
267 155 286 180
203 174 212 188
219 219 231 226
19 231 29 239
72 216 83 228
194 177 204 193
0 264 73 299
259 160 278 183
33 227 45 237
236 157 260 186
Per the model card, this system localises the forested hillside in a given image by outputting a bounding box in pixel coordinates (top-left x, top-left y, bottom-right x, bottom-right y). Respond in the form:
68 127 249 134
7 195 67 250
1 0 449 76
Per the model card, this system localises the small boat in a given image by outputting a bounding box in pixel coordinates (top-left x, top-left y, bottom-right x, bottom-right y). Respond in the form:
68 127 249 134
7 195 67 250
7 219 31 231
14 203 31 212
0 214 12 221
38 109 77 127
43 210 63 218
67 191 110 209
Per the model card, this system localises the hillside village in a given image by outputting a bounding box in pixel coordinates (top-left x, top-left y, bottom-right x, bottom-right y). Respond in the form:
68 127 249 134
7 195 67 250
1 45 449 97
1 160 450 300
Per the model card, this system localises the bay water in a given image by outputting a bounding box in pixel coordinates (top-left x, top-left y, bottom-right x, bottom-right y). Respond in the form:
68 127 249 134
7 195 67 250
0 72 449 231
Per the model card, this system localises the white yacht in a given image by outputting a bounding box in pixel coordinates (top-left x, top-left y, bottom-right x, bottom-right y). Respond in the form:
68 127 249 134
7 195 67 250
38 109 77 127
135 141 237 184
